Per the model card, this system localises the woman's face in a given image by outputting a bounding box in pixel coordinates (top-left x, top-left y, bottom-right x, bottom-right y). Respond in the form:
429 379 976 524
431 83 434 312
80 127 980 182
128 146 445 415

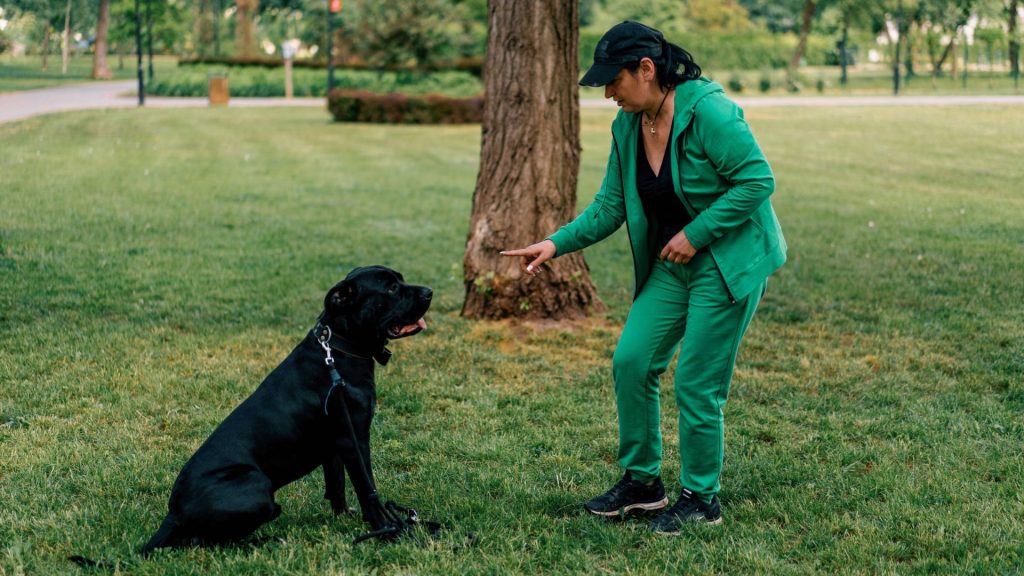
603 59 656 112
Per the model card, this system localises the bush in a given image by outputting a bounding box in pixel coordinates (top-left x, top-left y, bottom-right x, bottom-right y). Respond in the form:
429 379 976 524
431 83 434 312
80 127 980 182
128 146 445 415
727 75 745 93
758 72 773 92
148 64 483 99
327 89 484 124
178 55 484 76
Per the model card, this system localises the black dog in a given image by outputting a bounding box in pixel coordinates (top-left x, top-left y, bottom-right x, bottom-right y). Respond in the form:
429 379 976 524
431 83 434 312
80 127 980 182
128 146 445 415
73 266 431 564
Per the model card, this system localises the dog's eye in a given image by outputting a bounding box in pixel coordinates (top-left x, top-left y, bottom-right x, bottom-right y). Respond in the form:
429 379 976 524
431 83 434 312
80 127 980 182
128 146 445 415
388 283 399 294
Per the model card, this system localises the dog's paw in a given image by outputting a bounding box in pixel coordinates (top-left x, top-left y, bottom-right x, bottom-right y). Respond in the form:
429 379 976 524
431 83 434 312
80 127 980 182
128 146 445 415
328 499 356 517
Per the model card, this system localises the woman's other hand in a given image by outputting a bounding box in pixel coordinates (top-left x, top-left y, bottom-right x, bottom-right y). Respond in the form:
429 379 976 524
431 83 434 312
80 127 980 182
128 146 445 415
660 230 697 264
500 240 556 276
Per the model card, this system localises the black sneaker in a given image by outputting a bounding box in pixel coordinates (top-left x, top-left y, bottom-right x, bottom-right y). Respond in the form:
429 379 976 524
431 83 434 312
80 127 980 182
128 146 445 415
584 472 668 518
649 488 722 534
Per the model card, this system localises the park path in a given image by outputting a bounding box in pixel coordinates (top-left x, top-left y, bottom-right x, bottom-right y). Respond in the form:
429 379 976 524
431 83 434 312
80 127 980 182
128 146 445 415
2 79 1023 125
0 80 324 125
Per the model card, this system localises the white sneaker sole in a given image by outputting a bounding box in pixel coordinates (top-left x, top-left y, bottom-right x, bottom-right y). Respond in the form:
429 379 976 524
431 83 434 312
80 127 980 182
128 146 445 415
653 516 724 535
586 497 669 518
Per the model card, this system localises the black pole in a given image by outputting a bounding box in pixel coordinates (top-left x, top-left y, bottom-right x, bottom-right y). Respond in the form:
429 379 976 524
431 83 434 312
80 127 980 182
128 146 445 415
893 33 901 95
135 0 144 106
146 0 154 81
840 13 849 86
893 1 902 95
326 5 335 92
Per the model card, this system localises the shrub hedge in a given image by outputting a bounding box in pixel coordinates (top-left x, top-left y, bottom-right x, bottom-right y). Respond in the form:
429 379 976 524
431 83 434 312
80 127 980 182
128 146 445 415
147 65 483 98
178 55 484 76
326 89 484 124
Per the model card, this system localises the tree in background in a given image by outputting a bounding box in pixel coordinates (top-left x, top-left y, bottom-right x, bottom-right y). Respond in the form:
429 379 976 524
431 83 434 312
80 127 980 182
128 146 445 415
91 0 111 77
917 0 973 77
788 0 818 80
235 0 258 55
1006 0 1020 78
685 0 756 32
463 0 602 320
342 0 458 71
738 0 805 32
822 0 884 84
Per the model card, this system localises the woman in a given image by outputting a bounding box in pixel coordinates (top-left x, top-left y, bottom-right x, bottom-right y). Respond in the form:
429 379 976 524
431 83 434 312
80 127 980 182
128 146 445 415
501 21 787 534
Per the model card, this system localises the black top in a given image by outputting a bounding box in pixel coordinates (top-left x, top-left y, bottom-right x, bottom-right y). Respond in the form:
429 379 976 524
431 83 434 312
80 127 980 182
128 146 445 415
637 125 691 250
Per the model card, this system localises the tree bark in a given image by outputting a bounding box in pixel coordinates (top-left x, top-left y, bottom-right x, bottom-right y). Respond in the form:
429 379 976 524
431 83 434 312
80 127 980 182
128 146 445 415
42 26 50 71
61 0 71 75
194 0 214 56
935 33 957 75
235 0 259 56
788 0 817 74
462 0 603 320
92 0 113 79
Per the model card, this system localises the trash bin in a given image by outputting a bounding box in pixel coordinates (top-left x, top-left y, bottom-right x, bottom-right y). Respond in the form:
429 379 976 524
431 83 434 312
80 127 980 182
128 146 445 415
208 72 229 106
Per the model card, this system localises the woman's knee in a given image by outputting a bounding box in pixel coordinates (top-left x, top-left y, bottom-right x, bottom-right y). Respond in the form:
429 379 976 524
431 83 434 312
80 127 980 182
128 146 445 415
612 344 659 382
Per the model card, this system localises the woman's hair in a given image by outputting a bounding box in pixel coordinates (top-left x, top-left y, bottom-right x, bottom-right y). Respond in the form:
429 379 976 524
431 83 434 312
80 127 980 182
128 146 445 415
624 39 702 89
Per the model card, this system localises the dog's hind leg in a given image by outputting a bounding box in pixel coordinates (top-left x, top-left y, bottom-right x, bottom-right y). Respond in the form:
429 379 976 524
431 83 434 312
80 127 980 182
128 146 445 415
190 473 282 544
140 514 185 556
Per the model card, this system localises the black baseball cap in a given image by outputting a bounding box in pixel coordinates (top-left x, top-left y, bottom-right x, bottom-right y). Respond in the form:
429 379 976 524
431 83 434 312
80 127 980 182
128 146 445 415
580 21 665 87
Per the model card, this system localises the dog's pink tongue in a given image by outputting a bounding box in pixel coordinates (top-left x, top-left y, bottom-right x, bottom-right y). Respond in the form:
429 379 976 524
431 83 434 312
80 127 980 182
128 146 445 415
396 318 427 336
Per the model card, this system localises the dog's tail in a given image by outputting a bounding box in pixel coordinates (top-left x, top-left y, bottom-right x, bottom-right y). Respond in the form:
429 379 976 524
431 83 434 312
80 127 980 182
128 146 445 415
68 555 121 570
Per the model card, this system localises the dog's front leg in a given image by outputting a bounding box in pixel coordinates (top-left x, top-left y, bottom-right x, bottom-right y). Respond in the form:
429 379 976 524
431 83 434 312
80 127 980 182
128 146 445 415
341 442 389 530
323 454 354 516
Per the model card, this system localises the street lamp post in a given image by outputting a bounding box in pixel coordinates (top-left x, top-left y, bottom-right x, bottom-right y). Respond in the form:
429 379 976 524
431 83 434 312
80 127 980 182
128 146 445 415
327 0 341 92
135 0 144 105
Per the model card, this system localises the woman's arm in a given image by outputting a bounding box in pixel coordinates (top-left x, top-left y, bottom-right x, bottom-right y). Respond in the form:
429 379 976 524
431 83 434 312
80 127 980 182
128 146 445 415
546 136 628 255
681 95 775 251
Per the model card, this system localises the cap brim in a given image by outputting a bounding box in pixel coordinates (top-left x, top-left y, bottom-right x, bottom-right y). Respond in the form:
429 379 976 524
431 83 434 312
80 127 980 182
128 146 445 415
579 62 623 87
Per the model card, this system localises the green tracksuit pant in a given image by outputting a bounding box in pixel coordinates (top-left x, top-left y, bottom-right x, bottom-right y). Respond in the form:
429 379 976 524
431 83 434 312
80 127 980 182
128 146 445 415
613 252 764 503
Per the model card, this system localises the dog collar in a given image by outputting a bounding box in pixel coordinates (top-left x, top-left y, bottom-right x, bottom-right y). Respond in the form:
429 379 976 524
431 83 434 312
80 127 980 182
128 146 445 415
313 318 392 366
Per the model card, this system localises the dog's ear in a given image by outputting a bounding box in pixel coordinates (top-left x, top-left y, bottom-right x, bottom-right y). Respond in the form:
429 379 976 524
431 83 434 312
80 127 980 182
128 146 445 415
325 280 357 312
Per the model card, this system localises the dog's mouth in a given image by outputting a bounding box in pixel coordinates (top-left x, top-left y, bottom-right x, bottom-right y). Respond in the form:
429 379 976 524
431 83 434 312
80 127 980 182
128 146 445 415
387 318 427 339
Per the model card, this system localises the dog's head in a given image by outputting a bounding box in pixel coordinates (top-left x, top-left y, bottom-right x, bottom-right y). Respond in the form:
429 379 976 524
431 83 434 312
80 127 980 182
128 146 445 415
323 266 432 349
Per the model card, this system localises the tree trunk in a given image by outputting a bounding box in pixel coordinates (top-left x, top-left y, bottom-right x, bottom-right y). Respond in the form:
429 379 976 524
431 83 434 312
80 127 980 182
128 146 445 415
462 0 603 321
61 0 71 75
235 0 259 57
1010 0 1020 79
950 36 957 79
146 0 154 81
935 33 957 76
42 26 50 71
92 0 113 79
788 0 817 74
903 18 915 80
194 0 213 56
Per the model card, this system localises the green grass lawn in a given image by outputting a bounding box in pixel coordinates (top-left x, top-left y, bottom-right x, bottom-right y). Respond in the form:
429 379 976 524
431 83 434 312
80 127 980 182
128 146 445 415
1 104 1022 575
0 54 178 93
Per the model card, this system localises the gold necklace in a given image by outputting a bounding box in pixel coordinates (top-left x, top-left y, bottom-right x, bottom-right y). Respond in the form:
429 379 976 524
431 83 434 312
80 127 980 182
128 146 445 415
642 90 671 135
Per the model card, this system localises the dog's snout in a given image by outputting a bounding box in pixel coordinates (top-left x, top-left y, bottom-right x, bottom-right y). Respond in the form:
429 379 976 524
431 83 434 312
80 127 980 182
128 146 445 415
421 288 433 301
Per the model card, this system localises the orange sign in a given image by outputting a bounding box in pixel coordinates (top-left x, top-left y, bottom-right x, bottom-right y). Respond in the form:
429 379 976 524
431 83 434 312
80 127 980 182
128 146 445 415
329 0 341 13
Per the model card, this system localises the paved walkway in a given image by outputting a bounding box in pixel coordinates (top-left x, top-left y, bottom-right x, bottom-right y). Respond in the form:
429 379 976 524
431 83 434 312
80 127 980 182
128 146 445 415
0 80 324 124
2 80 1023 125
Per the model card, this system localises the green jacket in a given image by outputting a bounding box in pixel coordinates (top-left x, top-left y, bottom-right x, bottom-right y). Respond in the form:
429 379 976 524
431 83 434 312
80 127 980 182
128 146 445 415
548 78 787 301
